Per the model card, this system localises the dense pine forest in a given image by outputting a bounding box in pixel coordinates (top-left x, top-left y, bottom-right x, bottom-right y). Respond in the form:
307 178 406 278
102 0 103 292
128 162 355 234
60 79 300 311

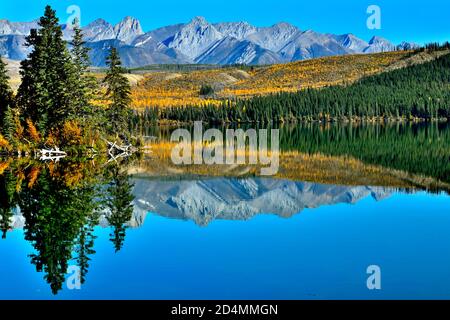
136 50 450 124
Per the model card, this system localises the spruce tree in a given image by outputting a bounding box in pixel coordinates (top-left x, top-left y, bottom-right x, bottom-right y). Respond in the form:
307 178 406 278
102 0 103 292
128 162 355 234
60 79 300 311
70 22 98 125
75 218 97 284
0 170 16 239
0 58 13 124
19 165 99 294
103 47 132 136
105 165 134 253
17 5 78 135
1 107 17 143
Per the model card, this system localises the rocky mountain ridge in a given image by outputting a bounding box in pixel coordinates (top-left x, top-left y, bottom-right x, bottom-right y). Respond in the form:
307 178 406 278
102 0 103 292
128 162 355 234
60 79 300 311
0 16 417 67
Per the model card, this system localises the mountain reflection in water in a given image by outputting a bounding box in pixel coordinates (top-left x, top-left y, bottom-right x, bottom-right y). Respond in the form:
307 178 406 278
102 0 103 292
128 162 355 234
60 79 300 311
0 122 450 298
129 178 394 227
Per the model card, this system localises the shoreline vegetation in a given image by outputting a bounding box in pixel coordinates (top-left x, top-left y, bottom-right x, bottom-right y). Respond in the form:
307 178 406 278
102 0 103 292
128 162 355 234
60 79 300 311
151 116 450 126
0 6 140 156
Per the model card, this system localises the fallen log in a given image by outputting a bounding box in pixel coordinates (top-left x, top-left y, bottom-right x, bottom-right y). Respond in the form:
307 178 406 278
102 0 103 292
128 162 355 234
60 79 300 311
40 146 67 157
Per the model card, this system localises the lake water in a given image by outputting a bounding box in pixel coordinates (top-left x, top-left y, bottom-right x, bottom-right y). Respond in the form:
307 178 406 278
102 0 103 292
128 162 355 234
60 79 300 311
1 122 450 299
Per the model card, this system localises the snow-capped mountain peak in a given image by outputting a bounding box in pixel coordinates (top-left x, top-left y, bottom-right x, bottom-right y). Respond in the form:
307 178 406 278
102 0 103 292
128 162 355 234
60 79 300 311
0 16 414 67
191 16 208 24
364 36 396 53
113 16 144 44
332 33 370 52
0 19 39 36
245 22 300 52
87 18 111 28
396 41 420 51
168 16 223 59
83 18 115 42
214 21 257 40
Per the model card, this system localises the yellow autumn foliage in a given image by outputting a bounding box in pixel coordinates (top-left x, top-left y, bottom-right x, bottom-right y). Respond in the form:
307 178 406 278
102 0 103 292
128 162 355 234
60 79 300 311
127 51 409 109
0 134 10 150
61 120 83 145
45 130 59 146
26 119 41 143
27 166 41 189
0 161 10 175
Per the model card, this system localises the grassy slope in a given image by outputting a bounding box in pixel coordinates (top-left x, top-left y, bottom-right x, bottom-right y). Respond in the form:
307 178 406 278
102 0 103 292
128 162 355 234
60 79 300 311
4 58 21 91
130 51 413 109
6 50 446 109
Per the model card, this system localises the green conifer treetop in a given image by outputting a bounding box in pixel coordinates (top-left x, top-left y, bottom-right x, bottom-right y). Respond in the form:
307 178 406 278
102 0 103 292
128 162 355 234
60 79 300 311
17 5 78 134
70 21 98 126
0 58 13 124
103 47 132 136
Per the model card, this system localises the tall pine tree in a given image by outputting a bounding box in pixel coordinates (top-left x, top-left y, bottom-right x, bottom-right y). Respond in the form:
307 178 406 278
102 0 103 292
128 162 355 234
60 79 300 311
0 58 13 125
105 164 134 253
103 47 132 136
70 21 98 126
17 5 78 135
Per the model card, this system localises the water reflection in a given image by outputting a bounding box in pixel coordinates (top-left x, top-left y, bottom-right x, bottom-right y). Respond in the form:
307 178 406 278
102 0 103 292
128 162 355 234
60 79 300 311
130 178 395 226
137 122 450 184
0 122 449 297
0 159 134 294
0 157 414 296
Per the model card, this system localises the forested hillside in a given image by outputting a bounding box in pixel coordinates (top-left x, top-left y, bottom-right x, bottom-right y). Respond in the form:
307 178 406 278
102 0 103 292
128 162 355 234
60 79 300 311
138 51 450 123
130 51 409 109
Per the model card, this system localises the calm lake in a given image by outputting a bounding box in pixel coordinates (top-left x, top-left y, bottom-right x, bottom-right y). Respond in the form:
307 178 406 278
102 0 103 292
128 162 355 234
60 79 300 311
1 122 450 299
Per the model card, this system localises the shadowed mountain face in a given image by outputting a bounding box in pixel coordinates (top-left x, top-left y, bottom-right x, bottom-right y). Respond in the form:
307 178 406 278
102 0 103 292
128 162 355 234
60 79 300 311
0 16 417 67
126 178 394 227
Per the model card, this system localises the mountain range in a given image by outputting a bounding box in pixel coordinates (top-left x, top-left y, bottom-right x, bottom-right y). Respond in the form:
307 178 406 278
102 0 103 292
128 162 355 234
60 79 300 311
0 16 417 67
124 178 394 227
122 178 395 227
8 177 395 229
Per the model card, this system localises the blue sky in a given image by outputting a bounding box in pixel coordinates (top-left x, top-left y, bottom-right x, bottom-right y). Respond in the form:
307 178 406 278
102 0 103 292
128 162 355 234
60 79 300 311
0 0 449 44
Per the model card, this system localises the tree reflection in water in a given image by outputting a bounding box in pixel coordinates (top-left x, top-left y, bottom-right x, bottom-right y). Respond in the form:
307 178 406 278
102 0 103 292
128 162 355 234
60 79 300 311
1 122 450 294
0 158 135 294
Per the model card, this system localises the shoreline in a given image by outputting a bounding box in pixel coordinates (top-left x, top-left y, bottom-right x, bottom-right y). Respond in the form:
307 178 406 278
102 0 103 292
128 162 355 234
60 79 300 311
141 117 450 126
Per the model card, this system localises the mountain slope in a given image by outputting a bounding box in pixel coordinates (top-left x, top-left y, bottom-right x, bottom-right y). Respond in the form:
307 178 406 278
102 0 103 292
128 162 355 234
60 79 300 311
0 19 39 35
130 51 413 108
113 16 144 44
214 21 257 40
246 22 300 53
195 36 282 65
83 18 116 42
0 35 29 60
363 36 396 53
167 16 223 60
279 30 353 61
86 39 188 67
332 33 370 52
